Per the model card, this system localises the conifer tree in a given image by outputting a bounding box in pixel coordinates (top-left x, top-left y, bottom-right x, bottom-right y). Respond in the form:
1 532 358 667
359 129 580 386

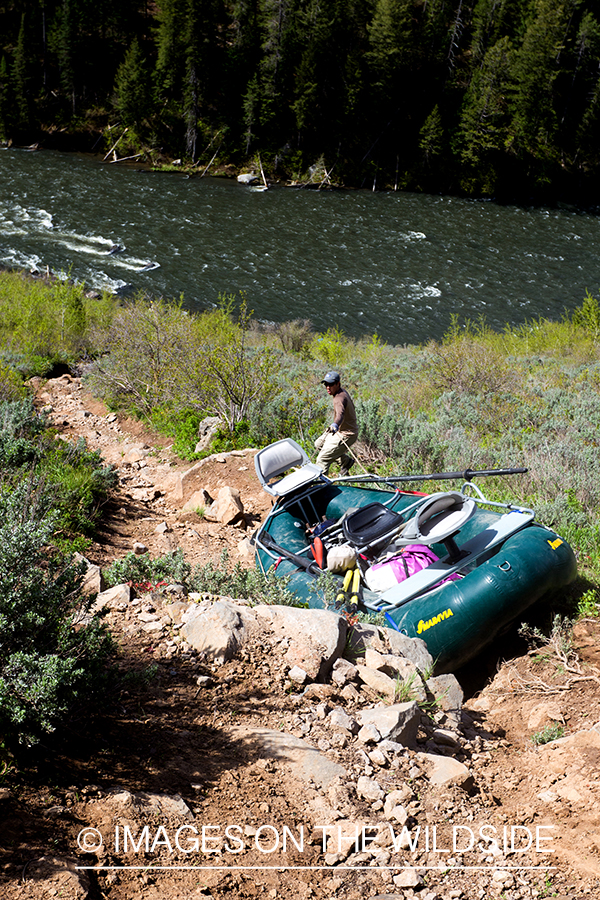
13 12 33 128
508 0 570 162
455 36 512 176
52 0 78 115
0 55 13 139
114 39 151 131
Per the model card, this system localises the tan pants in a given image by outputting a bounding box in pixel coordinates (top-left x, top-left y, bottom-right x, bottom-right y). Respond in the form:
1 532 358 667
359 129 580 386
314 430 357 475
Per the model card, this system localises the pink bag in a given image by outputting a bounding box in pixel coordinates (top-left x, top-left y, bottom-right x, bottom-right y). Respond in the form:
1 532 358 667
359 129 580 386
384 544 440 580
365 544 460 592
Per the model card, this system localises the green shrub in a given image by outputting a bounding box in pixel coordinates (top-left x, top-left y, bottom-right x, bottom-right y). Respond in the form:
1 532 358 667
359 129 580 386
103 548 192 589
531 723 566 745
104 548 300 607
0 271 119 375
0 400 117 545
0 361 26 402
0 485 114 747
87 293 278 434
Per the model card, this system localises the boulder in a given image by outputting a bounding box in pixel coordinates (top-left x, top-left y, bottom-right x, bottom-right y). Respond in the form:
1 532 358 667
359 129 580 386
356 664 397 701
384 628 434 673
417 752 474 790
205 486 244 524
195 416 222 453
331 657 358 686
426 674 463 721
237 537 255 564
255 606 347 680
73 553 103 595
328 707 359 734
357 702 420 746
230 726 347 789
180 488 214 516
92 583 131 613
181 600 254 664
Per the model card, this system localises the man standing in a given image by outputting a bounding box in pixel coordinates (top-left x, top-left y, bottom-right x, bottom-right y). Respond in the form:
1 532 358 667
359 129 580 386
314 371 358 476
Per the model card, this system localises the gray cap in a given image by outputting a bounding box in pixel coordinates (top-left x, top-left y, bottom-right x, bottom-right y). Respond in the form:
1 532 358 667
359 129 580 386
322 370 341 385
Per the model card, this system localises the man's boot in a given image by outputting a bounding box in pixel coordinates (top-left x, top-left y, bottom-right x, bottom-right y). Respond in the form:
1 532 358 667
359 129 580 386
339 459 355 478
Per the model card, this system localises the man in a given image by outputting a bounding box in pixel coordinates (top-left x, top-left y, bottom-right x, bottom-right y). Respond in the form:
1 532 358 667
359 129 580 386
314 371 358 477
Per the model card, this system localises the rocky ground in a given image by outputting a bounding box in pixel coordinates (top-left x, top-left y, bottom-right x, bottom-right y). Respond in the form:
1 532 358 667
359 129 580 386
2 374 600 900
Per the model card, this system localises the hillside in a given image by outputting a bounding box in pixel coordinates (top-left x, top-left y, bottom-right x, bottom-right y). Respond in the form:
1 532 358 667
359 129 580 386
1 372 599 900
4 0 600 200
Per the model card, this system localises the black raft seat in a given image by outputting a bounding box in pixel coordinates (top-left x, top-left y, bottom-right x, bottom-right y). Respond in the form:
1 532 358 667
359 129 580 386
342 502 403 548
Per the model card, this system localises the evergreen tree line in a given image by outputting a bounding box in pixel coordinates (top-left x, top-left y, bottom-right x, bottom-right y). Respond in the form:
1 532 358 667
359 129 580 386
3 0 600 199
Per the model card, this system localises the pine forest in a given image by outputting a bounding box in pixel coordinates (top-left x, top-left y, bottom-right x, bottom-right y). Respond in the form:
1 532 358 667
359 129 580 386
3 0 600 199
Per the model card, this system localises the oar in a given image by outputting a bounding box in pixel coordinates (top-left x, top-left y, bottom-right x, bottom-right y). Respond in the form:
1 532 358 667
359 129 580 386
333 466 527 485
256 530 321 576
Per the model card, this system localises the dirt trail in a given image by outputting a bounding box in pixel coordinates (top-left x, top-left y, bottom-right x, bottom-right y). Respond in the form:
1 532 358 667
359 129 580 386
1 374 599 900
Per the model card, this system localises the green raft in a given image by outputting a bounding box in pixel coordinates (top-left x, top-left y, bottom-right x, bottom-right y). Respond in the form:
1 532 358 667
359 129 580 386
253 439 578 673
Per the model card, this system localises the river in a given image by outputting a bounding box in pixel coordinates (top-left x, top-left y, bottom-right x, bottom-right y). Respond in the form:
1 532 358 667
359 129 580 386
1 147 598 345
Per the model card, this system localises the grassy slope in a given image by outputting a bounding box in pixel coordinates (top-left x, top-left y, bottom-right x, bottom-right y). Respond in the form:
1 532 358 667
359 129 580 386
2 269 599 618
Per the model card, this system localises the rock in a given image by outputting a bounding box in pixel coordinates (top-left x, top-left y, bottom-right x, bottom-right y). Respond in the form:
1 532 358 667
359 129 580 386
181 600 254 664
340 683 360 702
74 553 103 595
356 664 397 700
255 606 347 680
357 702 420 746
301 683 336 701
123 445 150 464
331 657 358 686
122 791 194 820
170 460 205 502
432 728 461 750
237 537 255 564
195 416 223 453
328 707 359 734
154 521 171 534
358 723 381 744
393 868 423 888
378 739 406 755
384 787 412 817
22 857 90 898
385 628 434 673
346 622 387 657
288 665 308 685
92 583 131 613
133 541 148 555
356 775 384 802
205 486 244 524
417 752 474 789
181 488 215 516
527 702 564 731
230 726 347 790
426 674 464 721
237 172 259 184
368 748 388 767
362 652 427 701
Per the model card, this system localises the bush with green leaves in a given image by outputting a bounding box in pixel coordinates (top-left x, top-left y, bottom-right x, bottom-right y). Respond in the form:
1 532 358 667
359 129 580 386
0 270 118 376
0 399 118 547
87 292 278 434
0 485 114 747
104 548 192 589
104 548 300 607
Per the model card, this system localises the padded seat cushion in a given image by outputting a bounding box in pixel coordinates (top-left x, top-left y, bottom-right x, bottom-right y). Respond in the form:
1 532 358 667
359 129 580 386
342 502 403 545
